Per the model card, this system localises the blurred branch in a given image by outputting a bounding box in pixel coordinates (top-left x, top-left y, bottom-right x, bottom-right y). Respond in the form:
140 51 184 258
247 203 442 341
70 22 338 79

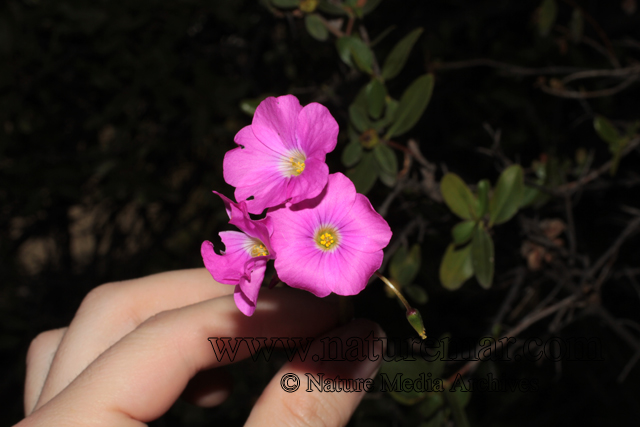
435 59 587 76
538 74 639 99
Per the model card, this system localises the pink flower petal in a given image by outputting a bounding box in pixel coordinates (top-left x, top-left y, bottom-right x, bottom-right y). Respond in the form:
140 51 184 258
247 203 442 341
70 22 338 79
234 259 267 316
252 95 303 152
296 102 339 158
201 233 253 285
224 126 286 189
337 194 392 253
269 173 391 297
285 157 329 205
223 95 338 214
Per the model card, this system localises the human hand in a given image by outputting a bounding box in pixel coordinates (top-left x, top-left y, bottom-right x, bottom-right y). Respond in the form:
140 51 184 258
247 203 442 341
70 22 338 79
18 269 385 426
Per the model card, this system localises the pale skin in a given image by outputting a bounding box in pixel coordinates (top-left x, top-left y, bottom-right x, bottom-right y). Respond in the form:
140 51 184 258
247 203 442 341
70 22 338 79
17 268 385 427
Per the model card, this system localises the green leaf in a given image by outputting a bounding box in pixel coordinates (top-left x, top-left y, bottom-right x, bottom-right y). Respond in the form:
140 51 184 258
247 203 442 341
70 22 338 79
489 165 524 226
342 139 363 167
271 0 301 8
336 36 374 74
317 0 347 15
373 143 398 177
389 244 421 287
594 115 621 145
419 393 444 420
379 169 397 187
366 79 386 119
382 28 423 80
380 348 444 405
538 0 557 37
239 94 273 116
594 116 627 175
476 179 490 218
520 185 541 208
471 224 494 289
452 220 476 246
304 14 329 41
570 8 584 42
347 151 377 194
440 173 478 220
443 387 471 427
377 97 399 129
336 36 355 67
349 104 371 133
361 0 383 15
386 74 434 138
439 243 473 290
405 285 428 305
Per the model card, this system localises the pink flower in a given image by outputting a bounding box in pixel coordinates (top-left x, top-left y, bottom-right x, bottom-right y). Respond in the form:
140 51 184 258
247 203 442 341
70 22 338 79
223 95 339 215
268 173 392 297
201 192 275 316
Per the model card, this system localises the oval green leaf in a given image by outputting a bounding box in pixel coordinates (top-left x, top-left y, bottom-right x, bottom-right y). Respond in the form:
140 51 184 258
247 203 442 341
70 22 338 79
538 0 557 37
440 173 478 220
439 243 473 290
476 179 490 218
304 14 329 41
366 79 386 119
386 73 434 138
271 0 301 8
390 244 421 287
342 139 363 167
349 104 371 133
471 225 494 289
382 28 423 80
570 9 584 42
594 115 621 145
405 285 428 305
489 164 524 226
361 0 382 15
336 36 374 74
347 151 377 194
317 0 347 15
452 220 476 245
373 143 398 176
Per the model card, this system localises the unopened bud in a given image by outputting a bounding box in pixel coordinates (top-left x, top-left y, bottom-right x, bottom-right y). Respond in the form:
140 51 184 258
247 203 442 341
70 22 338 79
406 308 427 340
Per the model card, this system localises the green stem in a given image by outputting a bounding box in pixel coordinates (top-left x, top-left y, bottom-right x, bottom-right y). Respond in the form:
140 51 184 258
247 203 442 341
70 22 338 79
375 271 411 311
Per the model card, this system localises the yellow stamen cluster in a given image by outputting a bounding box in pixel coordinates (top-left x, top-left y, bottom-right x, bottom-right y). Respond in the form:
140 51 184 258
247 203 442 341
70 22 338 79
319 232 335 248
289 157 305 176
315 227 339 251
250 244 269 257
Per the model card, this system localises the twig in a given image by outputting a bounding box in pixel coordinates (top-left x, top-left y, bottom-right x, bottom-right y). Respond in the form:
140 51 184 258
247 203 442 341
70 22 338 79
316 14 345 38
378 178 407 218
559 0 619 68
588 216 640 284
591 305 640 383
555 137 640 195
447 294 579 382
561 64 640 85
436 58 587 76
539 74 639 99
564 194 577 266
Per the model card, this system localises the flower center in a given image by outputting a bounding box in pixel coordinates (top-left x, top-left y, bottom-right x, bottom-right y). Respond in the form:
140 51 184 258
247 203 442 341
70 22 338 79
250 243 269 257
282 150 306 177
289 157 305 176
315 227 339 251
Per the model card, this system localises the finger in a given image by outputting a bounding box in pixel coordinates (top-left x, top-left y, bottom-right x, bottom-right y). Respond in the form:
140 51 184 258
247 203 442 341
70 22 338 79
24 328 67 416
34 268 232 411
181 368 233 407
245 319 385 427
24 288 342 426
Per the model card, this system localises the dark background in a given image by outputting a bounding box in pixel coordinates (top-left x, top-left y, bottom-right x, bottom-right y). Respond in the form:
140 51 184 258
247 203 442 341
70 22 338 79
2 0 640 425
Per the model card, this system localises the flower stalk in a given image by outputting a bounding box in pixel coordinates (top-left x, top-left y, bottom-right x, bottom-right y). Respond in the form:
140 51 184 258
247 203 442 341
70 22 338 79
375 271 427 339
